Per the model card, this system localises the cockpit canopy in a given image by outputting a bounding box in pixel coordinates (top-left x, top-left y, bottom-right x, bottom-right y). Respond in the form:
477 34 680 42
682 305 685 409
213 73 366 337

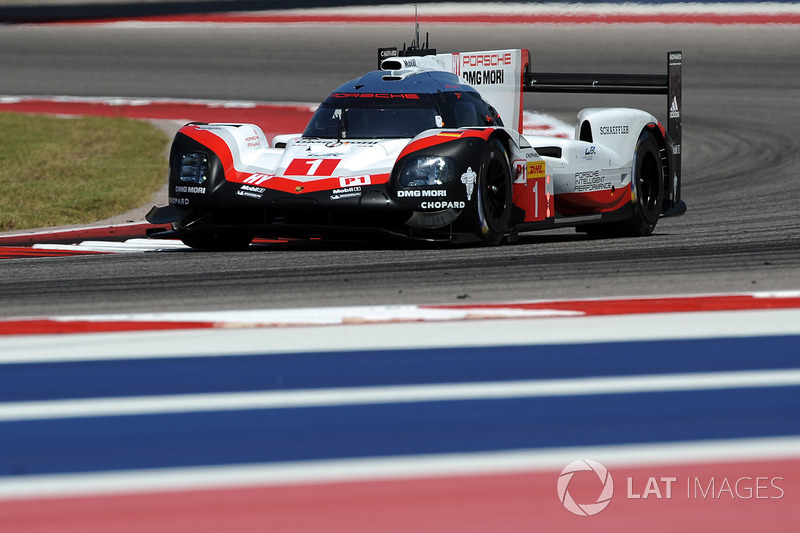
303 71 503 139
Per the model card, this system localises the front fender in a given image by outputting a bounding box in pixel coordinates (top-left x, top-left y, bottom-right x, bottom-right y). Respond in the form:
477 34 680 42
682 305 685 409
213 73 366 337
391 129 494 216
166 130 229 208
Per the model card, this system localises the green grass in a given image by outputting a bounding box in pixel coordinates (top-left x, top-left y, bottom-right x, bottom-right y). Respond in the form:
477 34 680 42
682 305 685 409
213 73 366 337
0 113 169 231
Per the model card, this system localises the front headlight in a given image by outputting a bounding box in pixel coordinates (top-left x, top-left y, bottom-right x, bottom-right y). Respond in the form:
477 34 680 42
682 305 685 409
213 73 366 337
399 156 455 187
178 152 208 184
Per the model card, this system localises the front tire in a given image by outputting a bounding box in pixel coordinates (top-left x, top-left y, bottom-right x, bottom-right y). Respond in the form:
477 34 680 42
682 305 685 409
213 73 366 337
471 139 512 245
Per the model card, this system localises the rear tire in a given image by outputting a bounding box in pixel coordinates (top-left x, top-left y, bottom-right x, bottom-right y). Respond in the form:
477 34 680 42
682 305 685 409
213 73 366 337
584 130 664 238
471 139 512 245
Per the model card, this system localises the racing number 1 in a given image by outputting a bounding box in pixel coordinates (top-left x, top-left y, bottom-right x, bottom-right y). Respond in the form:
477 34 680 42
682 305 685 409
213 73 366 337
525 160 549 222
286 158 341 177
305 159 323 175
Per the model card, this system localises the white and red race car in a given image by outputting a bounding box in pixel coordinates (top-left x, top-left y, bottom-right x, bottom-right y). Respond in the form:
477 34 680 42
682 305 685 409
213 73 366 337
147 43 684 248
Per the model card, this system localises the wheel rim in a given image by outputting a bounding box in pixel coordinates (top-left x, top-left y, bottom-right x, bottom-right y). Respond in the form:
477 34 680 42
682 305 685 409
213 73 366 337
484 157 508 222
638 150 661 221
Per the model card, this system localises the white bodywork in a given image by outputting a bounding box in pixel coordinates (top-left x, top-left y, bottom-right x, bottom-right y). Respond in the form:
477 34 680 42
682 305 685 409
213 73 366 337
184 49 660 217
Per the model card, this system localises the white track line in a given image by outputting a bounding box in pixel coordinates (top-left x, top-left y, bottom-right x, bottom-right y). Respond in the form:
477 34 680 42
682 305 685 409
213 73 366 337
1 436 799 501
2 369 798 422
33 239 188 253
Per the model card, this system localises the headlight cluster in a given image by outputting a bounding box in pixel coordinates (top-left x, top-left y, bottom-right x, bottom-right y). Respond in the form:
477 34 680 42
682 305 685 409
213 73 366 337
178 152 208 184
399 156 455 187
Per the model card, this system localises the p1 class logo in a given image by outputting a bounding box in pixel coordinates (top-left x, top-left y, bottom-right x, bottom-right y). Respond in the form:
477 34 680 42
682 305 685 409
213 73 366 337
557 459 614 516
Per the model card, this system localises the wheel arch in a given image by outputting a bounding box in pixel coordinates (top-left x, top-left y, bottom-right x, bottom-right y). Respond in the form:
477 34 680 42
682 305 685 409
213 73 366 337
453 130 514 245
485 128 515 163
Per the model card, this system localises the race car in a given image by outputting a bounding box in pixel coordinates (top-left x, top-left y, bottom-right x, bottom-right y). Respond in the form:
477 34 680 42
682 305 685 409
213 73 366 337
146 43 685 248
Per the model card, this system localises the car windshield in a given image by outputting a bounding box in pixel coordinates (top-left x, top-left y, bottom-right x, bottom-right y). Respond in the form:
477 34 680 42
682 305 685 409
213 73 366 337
303 98 439 139
302 90 502 139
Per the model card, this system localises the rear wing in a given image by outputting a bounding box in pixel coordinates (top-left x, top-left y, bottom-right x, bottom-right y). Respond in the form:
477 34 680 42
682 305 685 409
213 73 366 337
525 51 684 216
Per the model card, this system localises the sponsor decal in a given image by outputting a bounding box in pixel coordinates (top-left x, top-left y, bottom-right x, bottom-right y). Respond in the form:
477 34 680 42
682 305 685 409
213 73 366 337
462 69 505 85
673 143 681 155
513 161 526 183
669 96 681 119
330 191 361 201
173 185 206 194
340 175 371 187
328 93 420 99
244 131 261 148
169 197 190 205
461 167 477 201
243 172 274 185
295 186 305 193
236 184 266 199
379 47 398 59
420 201 465 209
332 186 361 195
669 51 682 62
527 161 546 180
461 52 513 68
237 189 263 199
574 170 613 192
397 189 448 198
599 125 629 135
584 145 597 157
296 139 378 146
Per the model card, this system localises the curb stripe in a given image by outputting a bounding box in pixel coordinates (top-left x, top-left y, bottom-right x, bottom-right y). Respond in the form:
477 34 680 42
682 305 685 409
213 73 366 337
1 292 798 336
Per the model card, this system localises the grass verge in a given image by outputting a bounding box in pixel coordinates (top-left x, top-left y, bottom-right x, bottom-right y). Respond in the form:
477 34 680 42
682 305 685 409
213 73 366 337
0 112 169 231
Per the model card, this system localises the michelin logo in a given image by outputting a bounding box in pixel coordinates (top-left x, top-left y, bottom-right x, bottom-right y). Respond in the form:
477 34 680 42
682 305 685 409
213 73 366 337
461 167 477 201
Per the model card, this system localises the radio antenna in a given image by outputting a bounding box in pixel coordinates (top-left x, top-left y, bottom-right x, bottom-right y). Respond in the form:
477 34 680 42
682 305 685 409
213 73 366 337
413 5 419 50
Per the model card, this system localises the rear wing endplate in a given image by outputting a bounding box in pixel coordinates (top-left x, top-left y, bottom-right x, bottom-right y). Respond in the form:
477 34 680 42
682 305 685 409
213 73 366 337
525 51 684 216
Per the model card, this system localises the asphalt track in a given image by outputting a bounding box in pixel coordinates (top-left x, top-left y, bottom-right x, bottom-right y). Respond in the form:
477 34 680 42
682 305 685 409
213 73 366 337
0 22 798 317
1 14 799 530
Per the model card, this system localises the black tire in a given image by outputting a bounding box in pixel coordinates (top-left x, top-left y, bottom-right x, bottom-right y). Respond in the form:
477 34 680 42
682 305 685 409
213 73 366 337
584 130 664 238
181 231 252 251
628 130 665 235
471 139 513 245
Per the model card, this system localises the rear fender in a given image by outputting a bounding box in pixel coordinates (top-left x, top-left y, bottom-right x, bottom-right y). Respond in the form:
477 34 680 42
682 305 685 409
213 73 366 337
576 108 659 164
